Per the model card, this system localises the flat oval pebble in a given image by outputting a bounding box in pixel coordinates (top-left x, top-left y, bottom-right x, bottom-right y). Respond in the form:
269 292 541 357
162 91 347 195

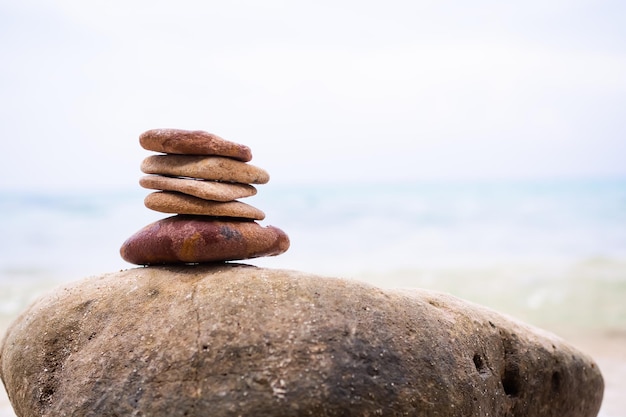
139 129 252 162
144 191 265 220
139 175 257 202
141 155 270 184
120 215 289 265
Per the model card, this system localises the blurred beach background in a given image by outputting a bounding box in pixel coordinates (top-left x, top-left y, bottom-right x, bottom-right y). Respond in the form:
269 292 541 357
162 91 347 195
2 0 625 416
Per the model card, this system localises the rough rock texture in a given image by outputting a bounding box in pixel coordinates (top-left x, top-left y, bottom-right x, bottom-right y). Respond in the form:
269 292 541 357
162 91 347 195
141 155 270 184
120 216 289 265
139 129 253 162
0 265 603 417
140 175 257 202
144 191 265 219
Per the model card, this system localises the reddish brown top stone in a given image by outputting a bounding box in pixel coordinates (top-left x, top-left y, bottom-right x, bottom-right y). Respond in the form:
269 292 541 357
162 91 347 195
119 215 289 265
139 129 252 162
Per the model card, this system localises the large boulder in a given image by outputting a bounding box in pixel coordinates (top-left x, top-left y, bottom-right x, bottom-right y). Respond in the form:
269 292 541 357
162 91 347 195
0 264 603 416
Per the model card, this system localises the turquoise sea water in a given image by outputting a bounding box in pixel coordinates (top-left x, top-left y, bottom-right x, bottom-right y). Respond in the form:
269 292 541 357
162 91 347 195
1 178 626 417
1 178 626 327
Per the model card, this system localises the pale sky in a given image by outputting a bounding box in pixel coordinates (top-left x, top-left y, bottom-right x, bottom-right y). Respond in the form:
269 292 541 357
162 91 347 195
2 0 625 190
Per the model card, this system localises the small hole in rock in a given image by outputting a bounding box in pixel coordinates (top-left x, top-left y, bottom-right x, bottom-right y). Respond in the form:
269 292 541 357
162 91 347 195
428 300 442 308
551 371 562 392
502 363 521 397
473 354 486 372
40 386 55 405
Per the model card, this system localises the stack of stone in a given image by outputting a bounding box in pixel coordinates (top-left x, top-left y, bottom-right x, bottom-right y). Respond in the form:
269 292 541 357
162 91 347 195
120 129 290 265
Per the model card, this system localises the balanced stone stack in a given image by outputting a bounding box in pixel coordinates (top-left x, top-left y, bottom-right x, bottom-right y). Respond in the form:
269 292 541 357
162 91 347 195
0 129 605 416
120 129 289 265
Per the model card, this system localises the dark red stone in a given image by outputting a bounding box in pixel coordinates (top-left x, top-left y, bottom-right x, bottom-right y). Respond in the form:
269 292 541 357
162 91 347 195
120 215 289 265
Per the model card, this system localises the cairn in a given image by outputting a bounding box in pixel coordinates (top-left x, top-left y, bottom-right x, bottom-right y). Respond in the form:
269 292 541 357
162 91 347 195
120 129 289 265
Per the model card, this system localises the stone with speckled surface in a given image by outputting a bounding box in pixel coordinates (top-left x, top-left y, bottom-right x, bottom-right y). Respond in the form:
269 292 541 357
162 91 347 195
140 129 252 162
141 155 269 184
0 265 604 417
144 191 265 220
139 175 257 202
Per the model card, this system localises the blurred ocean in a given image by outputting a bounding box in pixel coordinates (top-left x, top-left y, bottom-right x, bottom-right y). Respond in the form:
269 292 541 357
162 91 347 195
1 178 626 330
1 178 626 417
0 178 624 326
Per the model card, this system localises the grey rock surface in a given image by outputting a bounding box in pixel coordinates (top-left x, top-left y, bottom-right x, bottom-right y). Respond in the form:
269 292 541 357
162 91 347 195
0 264 603 416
